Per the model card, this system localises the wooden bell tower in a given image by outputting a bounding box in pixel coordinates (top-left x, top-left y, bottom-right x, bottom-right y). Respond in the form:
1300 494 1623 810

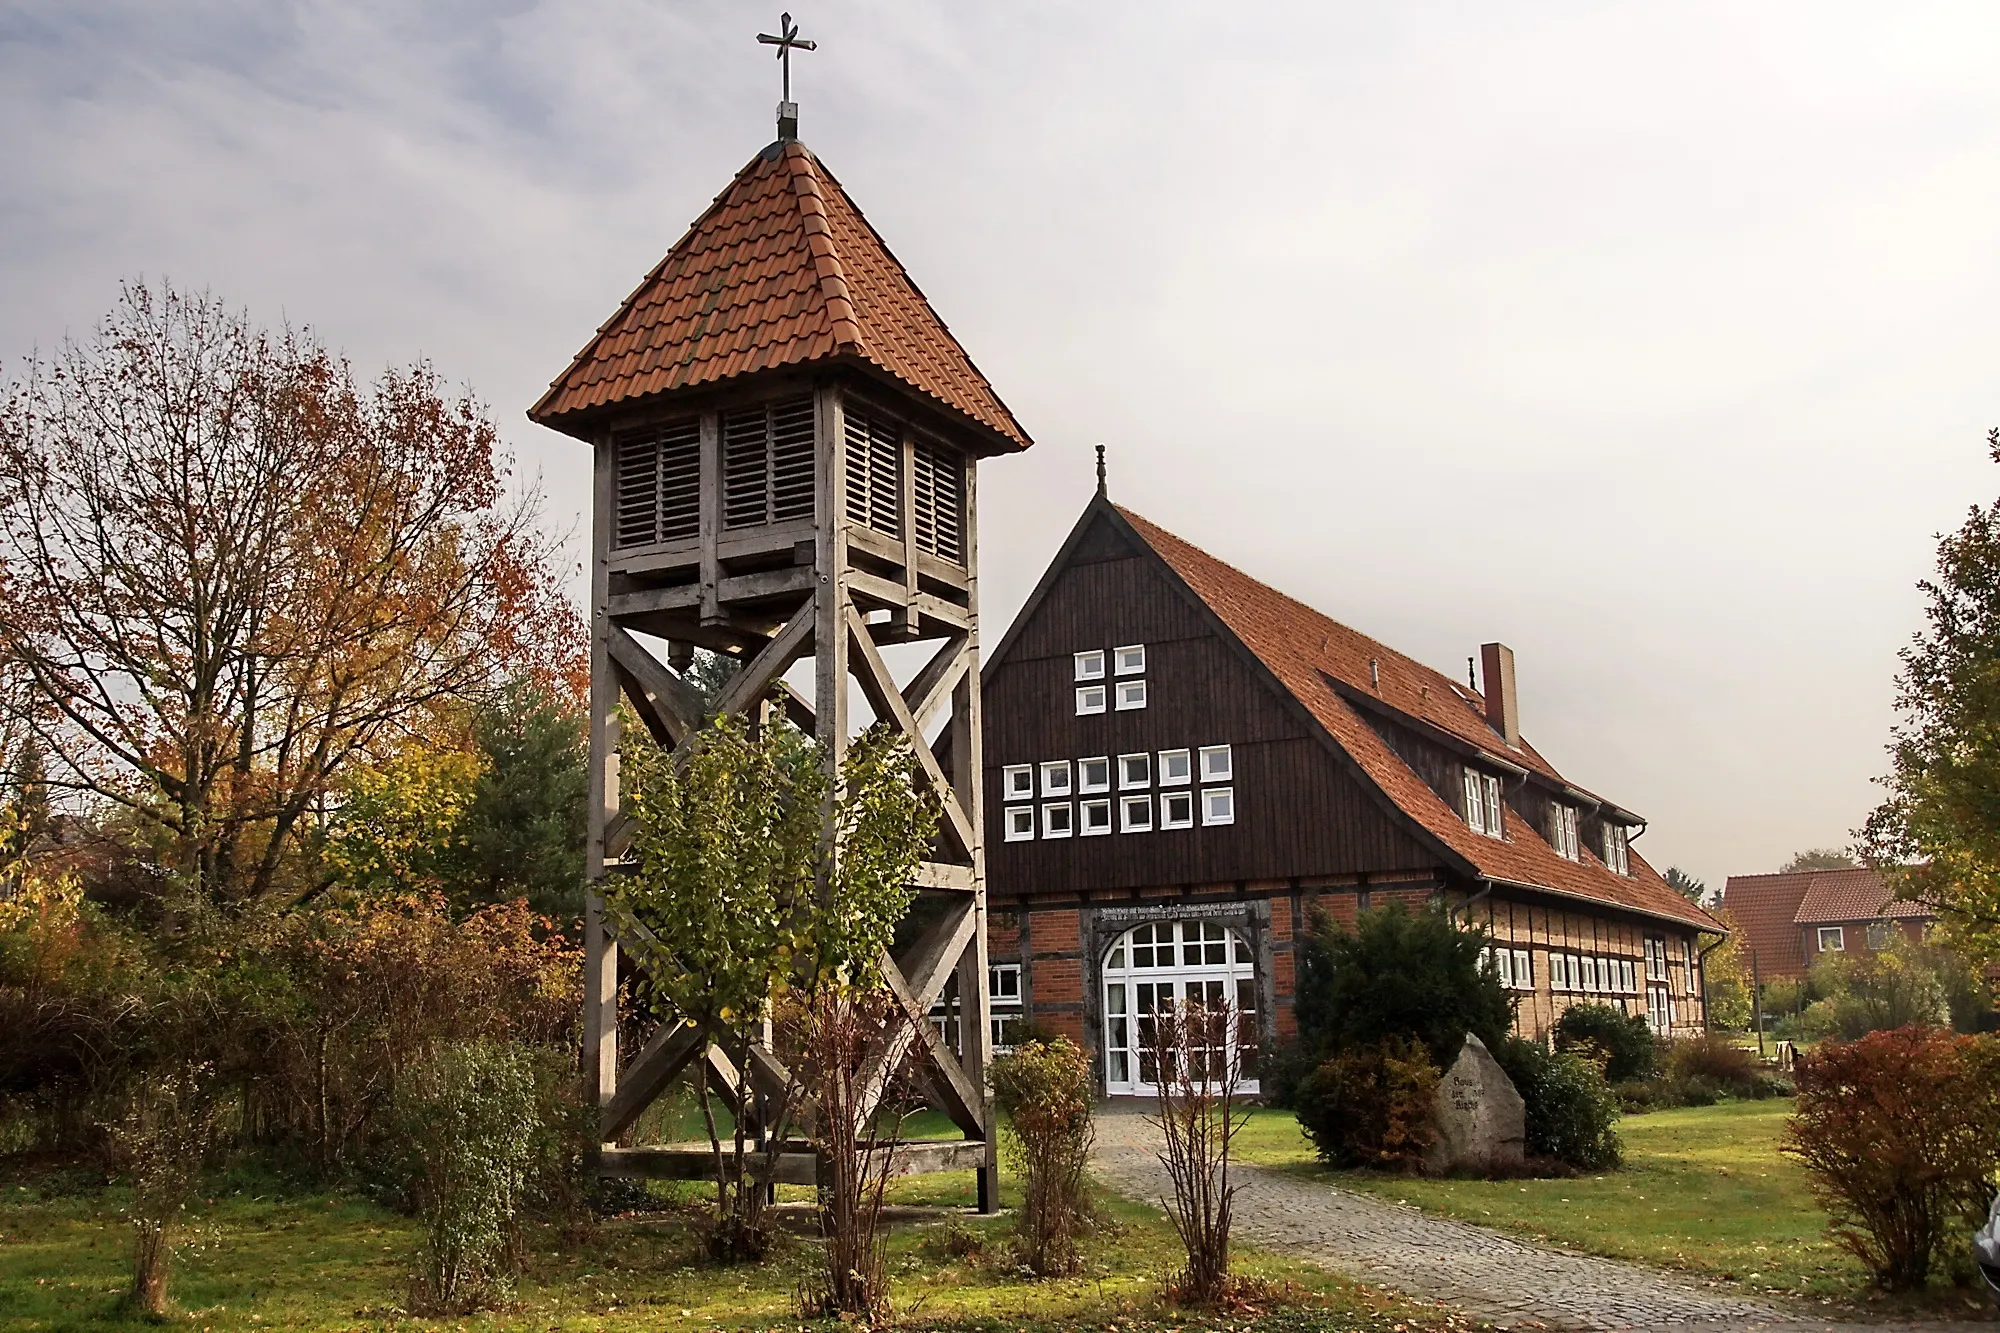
529 121 1031 1206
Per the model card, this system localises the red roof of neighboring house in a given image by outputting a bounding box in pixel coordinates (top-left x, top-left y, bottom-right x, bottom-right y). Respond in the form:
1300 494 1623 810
1790 867 1899 926
1718 871 1814 976
531 140 1030 453
1114 506 1722 933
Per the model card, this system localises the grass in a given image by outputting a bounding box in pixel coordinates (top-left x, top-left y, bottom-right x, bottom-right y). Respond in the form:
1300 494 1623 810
0 1153 1486 1333
1232 1099 1994 1318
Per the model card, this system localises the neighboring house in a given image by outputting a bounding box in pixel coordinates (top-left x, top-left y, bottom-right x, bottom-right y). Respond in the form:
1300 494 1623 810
974 493 1725 1096
1718 866 1931 980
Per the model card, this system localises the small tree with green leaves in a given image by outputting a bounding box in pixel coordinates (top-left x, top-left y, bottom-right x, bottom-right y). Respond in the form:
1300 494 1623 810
1294 901 1513 1069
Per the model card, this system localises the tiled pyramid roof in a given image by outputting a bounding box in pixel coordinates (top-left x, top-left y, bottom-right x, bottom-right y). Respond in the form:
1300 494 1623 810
532 140 1030 452
1115 506 1722 933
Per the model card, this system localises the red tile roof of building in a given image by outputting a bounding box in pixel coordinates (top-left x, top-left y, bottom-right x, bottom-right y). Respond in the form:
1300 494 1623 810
1717 871 1815 976
1785 866 1933 926
531 141 1030 453
1115 506 1721 933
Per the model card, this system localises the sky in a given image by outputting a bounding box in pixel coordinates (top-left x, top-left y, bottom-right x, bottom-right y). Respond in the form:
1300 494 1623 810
3 1 1998 896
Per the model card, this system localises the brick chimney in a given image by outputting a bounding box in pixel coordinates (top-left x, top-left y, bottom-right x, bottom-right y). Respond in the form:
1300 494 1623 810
1481 642 1519 749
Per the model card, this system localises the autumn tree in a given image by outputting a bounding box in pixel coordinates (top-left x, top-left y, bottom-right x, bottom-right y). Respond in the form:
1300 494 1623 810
0 282 582 912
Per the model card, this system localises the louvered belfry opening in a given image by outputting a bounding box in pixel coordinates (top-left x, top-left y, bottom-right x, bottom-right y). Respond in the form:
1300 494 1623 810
844 399 966 567
614 417 701 549
913 438 963 564
844 401 901 538
723 395 816 529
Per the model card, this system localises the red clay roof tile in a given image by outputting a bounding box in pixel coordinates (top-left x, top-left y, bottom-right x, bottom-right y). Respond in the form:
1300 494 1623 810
533 141 1029 452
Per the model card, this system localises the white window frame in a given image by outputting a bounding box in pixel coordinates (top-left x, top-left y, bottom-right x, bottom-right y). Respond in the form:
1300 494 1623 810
1041 802 1073 839
989 963 1025 1053
1115 678 1148 711
1622 958 1636 993
1159 789 1194 829
1002 765 1034 801
1119 793 1154 833
1075 684 1106 715
1483 774 1504 839
1199 744 1233 783
1003 806 1034 842
1550 803 1579 860
1079 798 1112 837
1118 752 1151 790
1039 760 1072 797
1513 949 1533 990
1817 925 1845 953
1202 786 1235 826
1158 749 1192 786
1078 756 1111 794
1074 649 1106 681
1462 770 1486 834
1602 823 1630 875
1114 644 1146 676
1582 955 1599 992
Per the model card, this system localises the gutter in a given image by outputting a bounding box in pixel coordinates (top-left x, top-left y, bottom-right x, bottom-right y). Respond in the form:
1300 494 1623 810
1697 933 1729 1033
1475 872 1725 935
1451 881 1494 928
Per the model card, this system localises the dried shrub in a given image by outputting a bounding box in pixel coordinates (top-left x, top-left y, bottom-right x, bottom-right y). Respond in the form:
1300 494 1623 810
1147 1000 1246 1307
112 1063 223 1317
1552 1003 1657 1083
387 1040 542 1314
1784 1026 2000 1290
1293 1037 1439 1171
990 1036 1095 1277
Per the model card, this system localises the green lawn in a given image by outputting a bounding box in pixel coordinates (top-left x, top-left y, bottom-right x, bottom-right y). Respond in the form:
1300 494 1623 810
1233 1100 1991 1316
0 1156 1485 1333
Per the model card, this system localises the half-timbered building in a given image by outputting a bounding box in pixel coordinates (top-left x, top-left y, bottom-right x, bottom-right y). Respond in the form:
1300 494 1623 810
979 492 1725 1095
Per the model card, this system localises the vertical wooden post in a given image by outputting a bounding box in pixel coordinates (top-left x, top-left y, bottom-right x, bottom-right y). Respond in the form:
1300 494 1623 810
954 462 1000 1213
584 434 621 1118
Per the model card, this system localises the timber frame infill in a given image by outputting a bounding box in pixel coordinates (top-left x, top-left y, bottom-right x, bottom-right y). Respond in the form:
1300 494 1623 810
581 375 999 1210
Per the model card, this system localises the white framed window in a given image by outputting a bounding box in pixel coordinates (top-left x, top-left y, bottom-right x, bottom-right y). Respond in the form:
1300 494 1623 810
1601 823 1630 875
1002 765 1034 801
990 964 1024 1052
1566 952 1583 991
1078 756 1111 794
1817 925 1845 953
1513 949 1533 990
1202 786 1235 826
1644 936 1666 981
1003 806 1034 842
1462 770 1505 839
1549 803 1579 861
1118 753 1151 789
1159 790 1194 829
1040 760 1072 797
1076 684 1107 715
1199 744 1233 783
1079 798 1112 836
1074 649 1106 681
1582 955 1599 992
1114 644 1146 676
1621 958 1636 993
1115 679 1148 711
1158 748 1192 786
1042 803 1073 839
1120 793 1154 833
1867 921 1893 949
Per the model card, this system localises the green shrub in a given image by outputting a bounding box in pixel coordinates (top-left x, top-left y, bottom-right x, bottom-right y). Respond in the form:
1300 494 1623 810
1553 1003 1657 1083
387 1040 542 1314
1294 902 1513 1070
1495 1038 1620 1171
1784 1026 2000 1291
1294 1036 1439 1171
990 1038 1096 1277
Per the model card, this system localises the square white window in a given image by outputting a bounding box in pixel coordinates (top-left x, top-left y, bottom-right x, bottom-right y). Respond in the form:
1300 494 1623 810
1114 644 1146 676
1513 949 1533 990
1115 679 1148 711
1159 790 1194 829
1002 765 1034 801
1075 684 1106 715
1199 744 1233 783
1079 798 1112 836
1074 649 1105 681
1040 760 1072 796
1120 793 1154 833
1817 925 1845 952
1003 806 1034 842
1041 802 1073 839
1118 753 1151 789
990 963 1021 1001
1202 786 1235 826
1078 756 1111 794
1158 748 1192 786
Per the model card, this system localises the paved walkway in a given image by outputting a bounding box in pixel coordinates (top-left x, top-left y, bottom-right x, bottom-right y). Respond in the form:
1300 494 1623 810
1090 1108 1977 1333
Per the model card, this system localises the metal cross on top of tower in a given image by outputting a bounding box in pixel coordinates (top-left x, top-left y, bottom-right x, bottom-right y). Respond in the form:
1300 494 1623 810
757 12 816 139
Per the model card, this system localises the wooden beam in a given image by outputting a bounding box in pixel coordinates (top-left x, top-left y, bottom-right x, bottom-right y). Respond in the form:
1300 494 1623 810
600 1023 703 1140
592 1138 985 1183
904 633 970 734
607 625 704 745
704 604 816 731
880 952 984 1135
608 567 817 620
845 606 976 859
912 861 975 891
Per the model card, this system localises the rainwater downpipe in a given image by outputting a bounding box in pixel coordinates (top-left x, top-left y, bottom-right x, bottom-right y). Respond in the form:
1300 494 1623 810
1697 933 1728 1034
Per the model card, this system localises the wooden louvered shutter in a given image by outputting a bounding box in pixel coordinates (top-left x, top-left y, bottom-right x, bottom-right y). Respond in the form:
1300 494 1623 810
613 418 700 548
768 396 815 522
912 440 964 564
842 405 901 537
722 406 770 529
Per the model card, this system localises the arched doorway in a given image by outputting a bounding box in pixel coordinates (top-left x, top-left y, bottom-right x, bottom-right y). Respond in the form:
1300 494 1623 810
1101 919 1259 1096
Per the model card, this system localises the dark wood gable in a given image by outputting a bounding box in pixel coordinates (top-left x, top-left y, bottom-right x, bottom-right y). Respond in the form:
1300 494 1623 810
983 505 1436 897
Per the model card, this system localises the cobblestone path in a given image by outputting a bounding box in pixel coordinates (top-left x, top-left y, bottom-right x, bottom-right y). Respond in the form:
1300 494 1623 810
1091 1109 1972 1333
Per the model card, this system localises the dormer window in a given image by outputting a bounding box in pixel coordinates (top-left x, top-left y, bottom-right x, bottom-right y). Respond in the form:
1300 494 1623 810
1601 823 1631 875
1549 803 1579 861
1462 768 1504 839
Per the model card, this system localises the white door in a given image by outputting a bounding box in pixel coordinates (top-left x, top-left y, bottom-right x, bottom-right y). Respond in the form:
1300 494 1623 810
1102 919 1259 1096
